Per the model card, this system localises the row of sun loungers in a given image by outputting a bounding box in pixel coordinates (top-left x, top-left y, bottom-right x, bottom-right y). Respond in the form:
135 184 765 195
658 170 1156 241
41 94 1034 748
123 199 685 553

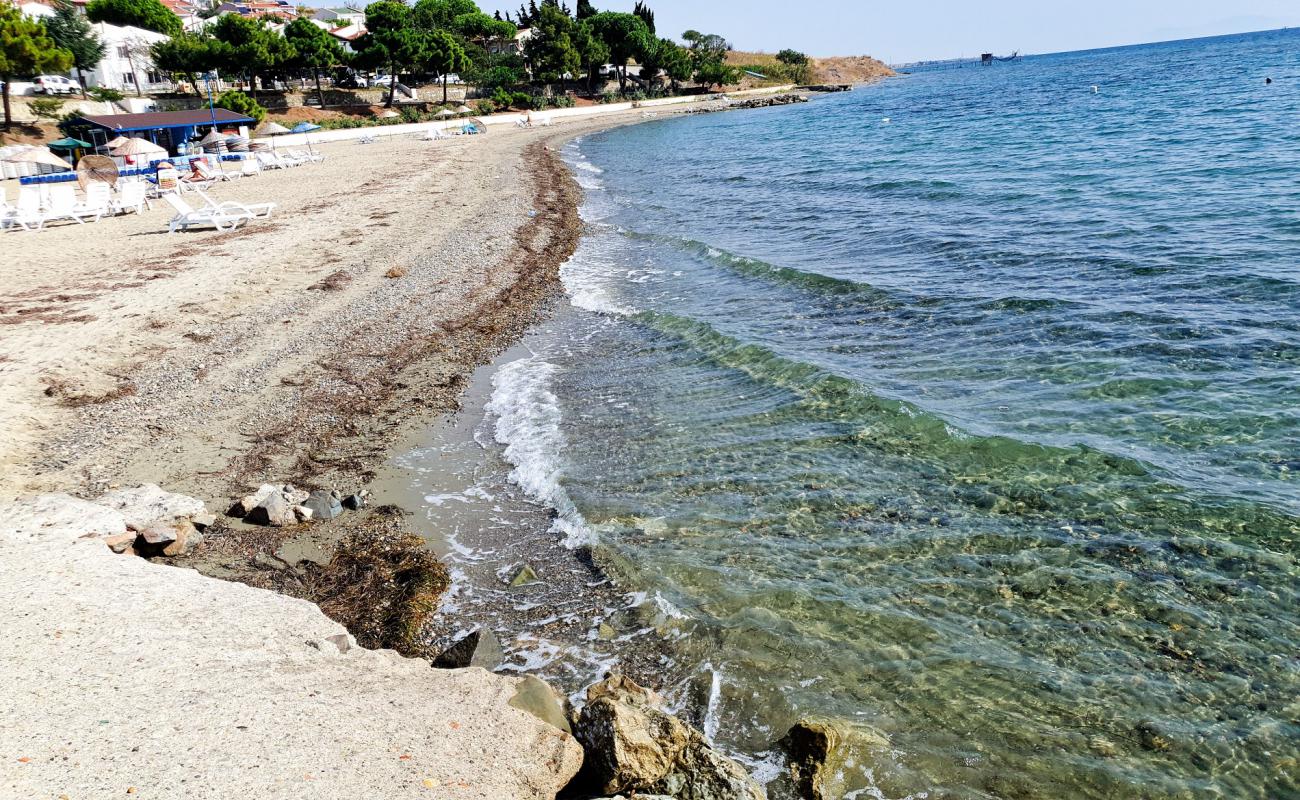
0 150 316 233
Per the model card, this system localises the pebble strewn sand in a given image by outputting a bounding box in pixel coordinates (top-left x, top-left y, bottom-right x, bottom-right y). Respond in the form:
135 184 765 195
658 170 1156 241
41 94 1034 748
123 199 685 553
0 115 640 505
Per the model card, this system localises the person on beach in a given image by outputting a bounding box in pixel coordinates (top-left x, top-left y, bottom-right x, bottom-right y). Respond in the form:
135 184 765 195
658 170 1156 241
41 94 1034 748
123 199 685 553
524 110 534 128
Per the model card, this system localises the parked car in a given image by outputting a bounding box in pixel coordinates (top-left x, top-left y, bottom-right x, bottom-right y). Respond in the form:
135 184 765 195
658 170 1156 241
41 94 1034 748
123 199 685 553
336 74 370 88
35 75 80 95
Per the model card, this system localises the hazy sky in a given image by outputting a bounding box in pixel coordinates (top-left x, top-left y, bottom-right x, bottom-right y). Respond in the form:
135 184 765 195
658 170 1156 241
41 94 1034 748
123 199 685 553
491 1 1300 63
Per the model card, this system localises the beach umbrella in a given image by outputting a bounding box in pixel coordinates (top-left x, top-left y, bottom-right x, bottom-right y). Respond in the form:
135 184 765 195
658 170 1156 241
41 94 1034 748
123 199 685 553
435 108 455 118
47 137 92 150
454 105 472 115
111 137 166 157
290 121 322 155
105 135 131 149
76 154 119 189
199 128 227 154
3 146 73 170
258 121 291 151
379 109 400 119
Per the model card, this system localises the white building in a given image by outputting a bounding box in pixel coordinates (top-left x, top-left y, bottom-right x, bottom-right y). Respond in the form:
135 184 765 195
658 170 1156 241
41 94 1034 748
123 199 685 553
82 22 172 93
313 5 364 27
15 1 172 94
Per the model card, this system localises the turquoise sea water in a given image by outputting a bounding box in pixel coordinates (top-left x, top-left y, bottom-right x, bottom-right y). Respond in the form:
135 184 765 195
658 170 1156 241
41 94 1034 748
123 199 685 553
489 30 1300 799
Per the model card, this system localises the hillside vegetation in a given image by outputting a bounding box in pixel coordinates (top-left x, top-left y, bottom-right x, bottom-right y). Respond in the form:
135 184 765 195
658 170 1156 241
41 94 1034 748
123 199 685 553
727 51 895 85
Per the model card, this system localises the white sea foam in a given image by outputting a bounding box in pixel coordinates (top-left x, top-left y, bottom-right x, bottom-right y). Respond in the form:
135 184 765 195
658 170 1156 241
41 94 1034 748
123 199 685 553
558 231 641 316
486 354 593 548
702 663 723 744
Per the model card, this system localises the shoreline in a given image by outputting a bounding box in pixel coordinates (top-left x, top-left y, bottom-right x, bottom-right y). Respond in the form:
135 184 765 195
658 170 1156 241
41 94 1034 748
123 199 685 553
0 94 828 797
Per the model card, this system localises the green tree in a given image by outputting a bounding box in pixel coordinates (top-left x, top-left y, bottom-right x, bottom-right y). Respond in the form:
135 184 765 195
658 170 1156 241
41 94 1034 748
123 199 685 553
585 11 650 92
631 1 653 35
638 35 687 92
422 28 468 103
285 17 345 107
776 48 810 83
210 14 295 98
682 29 736 88
411 0 477 30
151 31 216 95
45 0 105 98
693 58 738 88
575 0 596 20
573 18 606 92
214 88 265 124
356 1 424 107
524 2 579 86
450 11 515 44
85 0 182 36
0 5 73 129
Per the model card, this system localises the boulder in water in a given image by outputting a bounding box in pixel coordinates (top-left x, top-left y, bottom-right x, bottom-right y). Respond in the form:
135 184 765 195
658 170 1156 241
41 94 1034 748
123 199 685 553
573 675 763 800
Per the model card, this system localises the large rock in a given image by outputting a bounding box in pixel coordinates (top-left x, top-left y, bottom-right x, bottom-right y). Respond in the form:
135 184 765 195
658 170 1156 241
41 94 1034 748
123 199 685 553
0 493 127 545
246 492 295 527
230 484 308 520
574 675 763 800
96 484 205 531
0 495 585 799
777 718 891 800
303 490 343 521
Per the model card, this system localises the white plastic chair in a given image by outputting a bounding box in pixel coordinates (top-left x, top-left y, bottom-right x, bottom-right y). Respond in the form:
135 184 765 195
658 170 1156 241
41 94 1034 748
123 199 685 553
47 183 105 224
2 186 48 231
112 181 149 215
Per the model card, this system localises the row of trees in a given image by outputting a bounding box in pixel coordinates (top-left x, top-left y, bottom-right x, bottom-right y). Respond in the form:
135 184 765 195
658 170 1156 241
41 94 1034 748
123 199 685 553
524 2 739 94
1 0 765 130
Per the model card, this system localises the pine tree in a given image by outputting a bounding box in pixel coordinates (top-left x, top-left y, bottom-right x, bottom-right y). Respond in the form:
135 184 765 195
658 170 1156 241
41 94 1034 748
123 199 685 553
632 1 653 35
0 4 73 128
575 0 595 19
45 0 106 98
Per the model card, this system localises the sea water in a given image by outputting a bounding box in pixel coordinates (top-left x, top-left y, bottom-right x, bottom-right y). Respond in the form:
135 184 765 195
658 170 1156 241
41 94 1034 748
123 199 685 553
483 30 1299 799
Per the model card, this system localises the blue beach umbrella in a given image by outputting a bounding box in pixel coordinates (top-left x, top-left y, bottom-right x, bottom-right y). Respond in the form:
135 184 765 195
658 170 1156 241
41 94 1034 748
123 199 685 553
290 122 322 154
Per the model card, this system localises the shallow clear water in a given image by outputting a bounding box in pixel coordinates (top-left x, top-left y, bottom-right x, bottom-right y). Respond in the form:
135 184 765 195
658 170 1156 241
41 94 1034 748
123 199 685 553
487 30 1300 799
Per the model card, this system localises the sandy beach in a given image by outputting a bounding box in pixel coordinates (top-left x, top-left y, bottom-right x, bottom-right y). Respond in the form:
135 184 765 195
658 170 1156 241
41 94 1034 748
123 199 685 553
0 117 619 503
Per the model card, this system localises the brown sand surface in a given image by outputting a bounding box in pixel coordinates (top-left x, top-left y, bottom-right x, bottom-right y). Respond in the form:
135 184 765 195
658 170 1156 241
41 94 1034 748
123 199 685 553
0 114 646 506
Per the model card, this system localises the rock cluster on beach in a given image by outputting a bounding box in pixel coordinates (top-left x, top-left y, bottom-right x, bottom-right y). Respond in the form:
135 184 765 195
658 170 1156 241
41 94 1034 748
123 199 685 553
730 93 810 110
4 483 214 558
227 483 369 526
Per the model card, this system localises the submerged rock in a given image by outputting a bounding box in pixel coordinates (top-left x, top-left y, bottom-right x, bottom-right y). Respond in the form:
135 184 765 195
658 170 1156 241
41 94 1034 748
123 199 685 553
509 675 573 736
776 718 891 800
507 563 540 587
573 675 763 800
432 629 480 669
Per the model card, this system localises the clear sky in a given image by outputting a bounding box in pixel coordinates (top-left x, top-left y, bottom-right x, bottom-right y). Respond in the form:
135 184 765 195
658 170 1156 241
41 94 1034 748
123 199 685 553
491 1 1300 63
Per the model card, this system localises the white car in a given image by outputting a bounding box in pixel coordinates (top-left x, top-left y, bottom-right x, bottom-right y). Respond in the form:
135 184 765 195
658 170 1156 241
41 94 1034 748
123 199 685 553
35 75 80 95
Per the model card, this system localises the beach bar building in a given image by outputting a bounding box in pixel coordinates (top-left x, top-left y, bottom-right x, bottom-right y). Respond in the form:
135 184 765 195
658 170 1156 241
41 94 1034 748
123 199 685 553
75 109 257 156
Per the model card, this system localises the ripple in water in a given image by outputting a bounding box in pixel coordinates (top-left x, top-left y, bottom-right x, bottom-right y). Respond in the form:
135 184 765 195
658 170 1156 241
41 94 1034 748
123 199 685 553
486 30 1300 800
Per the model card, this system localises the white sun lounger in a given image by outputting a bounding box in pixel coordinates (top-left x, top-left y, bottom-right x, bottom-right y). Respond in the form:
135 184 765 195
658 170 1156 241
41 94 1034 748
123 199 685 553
192 188 275 219
162 192 253 233
287 148 324 163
